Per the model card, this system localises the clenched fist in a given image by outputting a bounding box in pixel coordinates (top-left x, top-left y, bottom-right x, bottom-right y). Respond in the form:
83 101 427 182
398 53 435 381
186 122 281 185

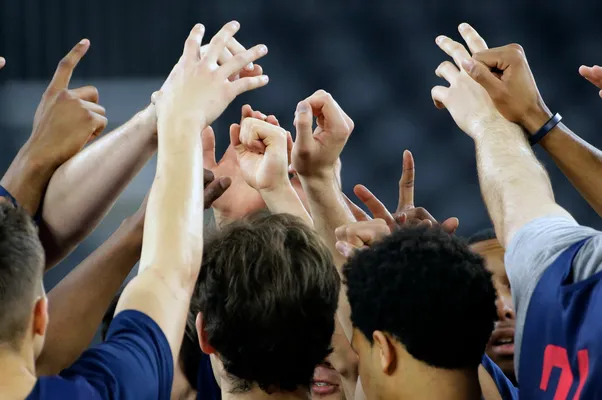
292 90 354 179
232 118 291 192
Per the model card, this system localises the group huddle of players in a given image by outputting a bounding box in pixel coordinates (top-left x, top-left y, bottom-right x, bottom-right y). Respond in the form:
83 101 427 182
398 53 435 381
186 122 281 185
0 18 601 400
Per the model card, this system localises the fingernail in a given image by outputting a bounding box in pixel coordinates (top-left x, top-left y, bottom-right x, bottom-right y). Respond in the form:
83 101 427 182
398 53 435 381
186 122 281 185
231 21 240 29
297 101 309 113
261 75 269 83
462 59 474 72
258 45 268 54
245 63 254 71
79 38 89 46
436 36 445 44
459 23 469 31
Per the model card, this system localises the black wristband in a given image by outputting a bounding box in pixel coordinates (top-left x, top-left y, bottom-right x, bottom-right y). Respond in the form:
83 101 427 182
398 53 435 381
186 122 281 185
529 113 562 146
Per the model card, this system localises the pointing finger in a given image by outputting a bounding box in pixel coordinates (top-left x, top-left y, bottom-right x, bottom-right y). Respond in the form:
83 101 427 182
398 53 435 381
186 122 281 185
49 39 90 92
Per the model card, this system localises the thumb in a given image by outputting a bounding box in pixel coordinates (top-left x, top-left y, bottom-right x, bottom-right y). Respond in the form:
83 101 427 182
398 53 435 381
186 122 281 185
201 127 217 168
294 100 314 149
462 59 503 95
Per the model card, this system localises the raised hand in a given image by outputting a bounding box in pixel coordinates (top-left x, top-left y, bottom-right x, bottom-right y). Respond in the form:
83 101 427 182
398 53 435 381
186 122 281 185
456 23 552 135
200 37 265 82
155 22 269 128
232 117 290 191
579 65 602 97
292 90 354 178
334 219 391 259
346 150 459 234
203 105 283 220
29 39 108 168
431 33 502 138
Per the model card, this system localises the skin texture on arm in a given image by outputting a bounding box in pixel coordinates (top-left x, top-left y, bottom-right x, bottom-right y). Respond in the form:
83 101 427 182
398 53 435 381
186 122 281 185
115 22 269 361
39 105 156 269
0 41 107 219
457 23 602 218
431 28 571 249
36 171 229 377
36 206 145 376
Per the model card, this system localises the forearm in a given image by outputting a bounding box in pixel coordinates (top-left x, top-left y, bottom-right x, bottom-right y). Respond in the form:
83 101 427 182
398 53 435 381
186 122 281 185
299 174 355 339
37 219 143 375
260 184 312 226
522 106 602 217
0 142 56 215
39 105 157 268
118 116 204 362
474 118 571 247
299 175 355 268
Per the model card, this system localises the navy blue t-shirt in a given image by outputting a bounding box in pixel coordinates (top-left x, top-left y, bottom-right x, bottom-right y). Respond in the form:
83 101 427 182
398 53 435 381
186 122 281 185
197 353 221 400
481 354 518 399
27 310 174 399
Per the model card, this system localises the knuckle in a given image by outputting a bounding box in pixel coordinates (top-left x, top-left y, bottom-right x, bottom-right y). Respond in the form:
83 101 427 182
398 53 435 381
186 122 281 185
58 56 74 70
57 89 73 101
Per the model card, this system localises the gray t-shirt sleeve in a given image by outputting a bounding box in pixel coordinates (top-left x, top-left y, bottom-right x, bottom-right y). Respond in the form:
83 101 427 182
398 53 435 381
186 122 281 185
504 216 602 376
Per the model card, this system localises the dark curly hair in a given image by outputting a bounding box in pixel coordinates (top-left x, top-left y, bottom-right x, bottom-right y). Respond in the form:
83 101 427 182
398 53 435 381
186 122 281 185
344 225 496 369
187 211 340 394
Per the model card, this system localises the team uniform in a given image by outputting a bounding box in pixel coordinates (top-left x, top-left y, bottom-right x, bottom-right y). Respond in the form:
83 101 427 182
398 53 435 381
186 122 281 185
27 310 173 399
197 353 221 400
506 217 602 399
481 354 519 399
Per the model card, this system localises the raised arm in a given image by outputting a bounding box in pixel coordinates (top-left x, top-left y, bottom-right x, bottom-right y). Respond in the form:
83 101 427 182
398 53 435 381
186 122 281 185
36 198 145 376
232 117 310 224
115 22 269 360
36 170 229 376
0 40 107 219
292 91 356 269
431 31 570 247
453 24 602 218
39 104 156 268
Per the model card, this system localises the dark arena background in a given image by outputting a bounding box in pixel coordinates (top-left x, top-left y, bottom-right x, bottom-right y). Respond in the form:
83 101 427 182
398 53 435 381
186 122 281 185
1 0 601 341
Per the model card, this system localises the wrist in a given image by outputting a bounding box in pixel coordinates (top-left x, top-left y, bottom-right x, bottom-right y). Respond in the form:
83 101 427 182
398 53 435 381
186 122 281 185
522 103 553 135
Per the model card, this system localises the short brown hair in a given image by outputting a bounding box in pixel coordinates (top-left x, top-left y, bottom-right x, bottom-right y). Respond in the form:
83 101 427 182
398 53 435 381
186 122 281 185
187 211 340 393
0 202 44 346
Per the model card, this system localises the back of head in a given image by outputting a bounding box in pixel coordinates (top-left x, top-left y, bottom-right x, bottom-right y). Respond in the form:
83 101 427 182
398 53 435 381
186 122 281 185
344 226 496 370
189 212 340 393
0 202 44 348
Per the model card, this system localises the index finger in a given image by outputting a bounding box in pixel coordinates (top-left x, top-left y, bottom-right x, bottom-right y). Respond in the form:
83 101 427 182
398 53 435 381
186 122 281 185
49 39 90 91
353 184 395 227
458 23 488 54
397 150 415 213
436 35 472 70
342 193 372 222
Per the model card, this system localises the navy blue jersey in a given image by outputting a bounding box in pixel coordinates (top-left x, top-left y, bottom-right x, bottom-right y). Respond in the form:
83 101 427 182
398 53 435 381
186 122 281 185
481 354 518 399
518 238 601 399
197 353 221 400
28 310 173 399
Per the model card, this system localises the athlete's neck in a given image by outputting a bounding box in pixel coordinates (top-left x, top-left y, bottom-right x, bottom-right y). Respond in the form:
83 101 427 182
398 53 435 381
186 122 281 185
220 379 310 400
385 367 482 400
0 346 37 399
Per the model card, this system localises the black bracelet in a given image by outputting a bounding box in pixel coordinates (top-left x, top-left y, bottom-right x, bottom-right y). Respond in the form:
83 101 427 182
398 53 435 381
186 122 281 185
529 113 562 146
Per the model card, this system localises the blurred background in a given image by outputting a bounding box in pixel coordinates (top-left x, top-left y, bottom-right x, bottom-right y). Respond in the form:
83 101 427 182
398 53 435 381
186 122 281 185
1 0 602 337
